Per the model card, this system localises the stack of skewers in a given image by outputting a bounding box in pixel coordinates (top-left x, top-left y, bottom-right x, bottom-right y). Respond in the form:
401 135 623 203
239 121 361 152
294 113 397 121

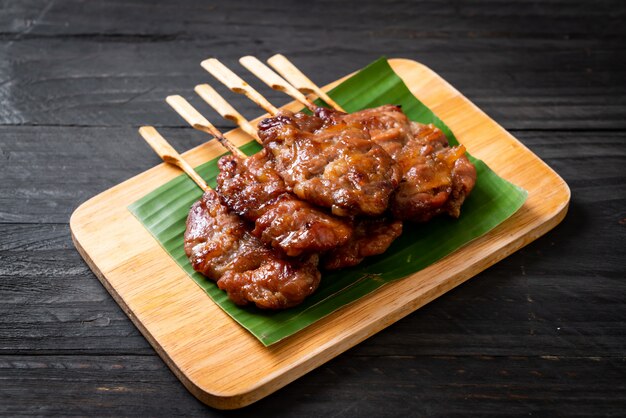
139 55 477 310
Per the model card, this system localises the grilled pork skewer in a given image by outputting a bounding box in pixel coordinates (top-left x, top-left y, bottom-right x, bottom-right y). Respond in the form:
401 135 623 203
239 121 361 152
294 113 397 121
244 56 477 223
140 119 394 304
202 58 400 217
166 95 353 257
193 87 403 270
138 126 320 309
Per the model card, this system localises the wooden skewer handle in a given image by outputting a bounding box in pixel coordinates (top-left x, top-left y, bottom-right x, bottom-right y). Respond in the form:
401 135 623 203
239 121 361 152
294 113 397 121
267 55 315 95
138 126 209 191
201 58 278 115
166 95 213 133
267 54 346 112
166 95 247 159
194 84 260 142
240 56 316 112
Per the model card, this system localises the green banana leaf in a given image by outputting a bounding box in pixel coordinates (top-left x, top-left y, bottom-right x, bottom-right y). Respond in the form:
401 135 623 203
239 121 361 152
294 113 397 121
129 57 527 346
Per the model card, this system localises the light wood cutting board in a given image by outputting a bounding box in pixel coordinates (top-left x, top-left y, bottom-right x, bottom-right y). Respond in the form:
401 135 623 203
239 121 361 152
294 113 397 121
70 58 570 409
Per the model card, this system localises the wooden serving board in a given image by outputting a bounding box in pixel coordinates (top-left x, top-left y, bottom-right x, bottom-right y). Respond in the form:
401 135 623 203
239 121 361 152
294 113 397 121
70 59 570 409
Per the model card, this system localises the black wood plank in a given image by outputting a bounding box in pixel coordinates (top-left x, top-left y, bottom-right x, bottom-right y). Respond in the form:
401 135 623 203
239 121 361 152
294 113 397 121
0 223 154 354
0 355 209 416
0 28 624 128
0 126 214 223
1 354 624 416
1 0 624 38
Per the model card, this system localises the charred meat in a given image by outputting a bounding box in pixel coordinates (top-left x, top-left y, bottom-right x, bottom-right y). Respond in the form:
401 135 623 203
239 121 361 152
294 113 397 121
323 217 403 270
184 190 320 309
257 110 401 217
217 147 402 268
392 122 476 222
216 149 353 257
332 105 477 222
183 104 476 310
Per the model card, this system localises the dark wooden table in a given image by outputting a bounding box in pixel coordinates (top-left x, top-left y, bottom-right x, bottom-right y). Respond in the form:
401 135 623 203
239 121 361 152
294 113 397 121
1 1 625 415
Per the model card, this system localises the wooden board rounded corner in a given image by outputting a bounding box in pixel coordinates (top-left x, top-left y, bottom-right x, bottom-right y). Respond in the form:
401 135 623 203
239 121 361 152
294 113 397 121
69 58 572 409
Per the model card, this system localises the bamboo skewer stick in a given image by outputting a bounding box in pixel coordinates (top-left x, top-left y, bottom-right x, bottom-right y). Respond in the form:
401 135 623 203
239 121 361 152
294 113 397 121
165 95 247 160
201 58 279 115
239 56 316 113
180 91 261 158
138 126 209 191
267 54 346 112
194 84 260 142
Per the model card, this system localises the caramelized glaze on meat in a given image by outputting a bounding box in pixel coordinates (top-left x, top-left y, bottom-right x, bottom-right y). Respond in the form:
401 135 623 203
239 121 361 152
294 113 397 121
342 105 414 159
339 105 477 222
257 109 401 217
184 190 320 309
391 123 476 221
323 217 403 270
216 150 353 257
181 102 479 309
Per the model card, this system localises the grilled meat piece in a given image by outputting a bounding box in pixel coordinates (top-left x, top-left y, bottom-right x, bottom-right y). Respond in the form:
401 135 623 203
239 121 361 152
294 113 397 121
217 148 399 267
337 105 477 222
323 217 403 270
257 110 401 217
391 122 476 221
216 149 353 257
341 105 413 159
184 190 320 309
